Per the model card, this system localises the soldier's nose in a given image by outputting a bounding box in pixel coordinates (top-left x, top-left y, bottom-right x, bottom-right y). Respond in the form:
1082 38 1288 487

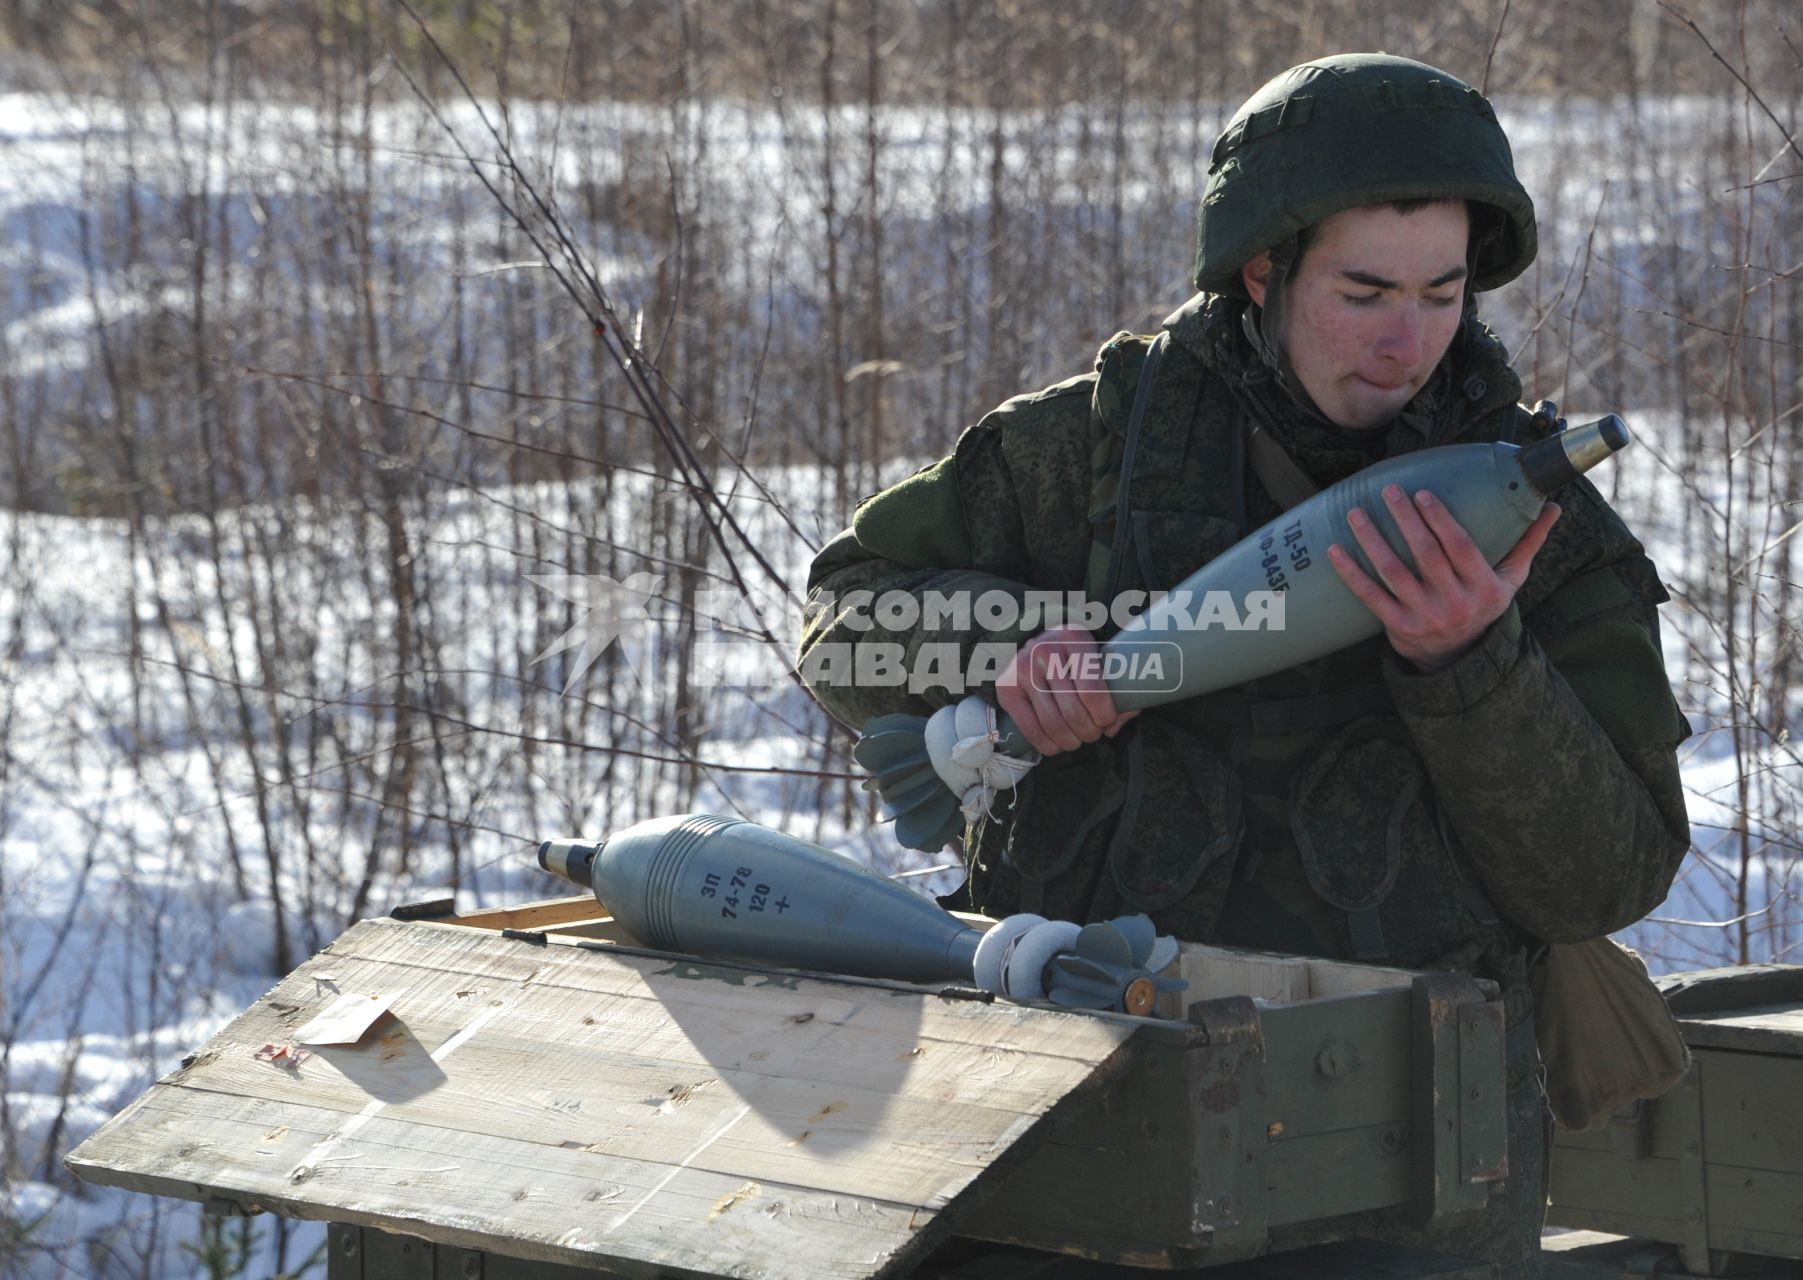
1377 307 1426 366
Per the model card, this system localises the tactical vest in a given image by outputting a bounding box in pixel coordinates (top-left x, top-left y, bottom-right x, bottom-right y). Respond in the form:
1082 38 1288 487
968 317 1548 984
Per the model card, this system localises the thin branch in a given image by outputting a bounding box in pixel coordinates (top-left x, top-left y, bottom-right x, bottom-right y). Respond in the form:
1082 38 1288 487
1660 2 1803 165
1480 0 1511 97
110 652 858 783
386 7 807 636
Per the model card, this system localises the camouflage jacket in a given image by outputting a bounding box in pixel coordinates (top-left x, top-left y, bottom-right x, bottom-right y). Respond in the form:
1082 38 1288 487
800 293 1691 1017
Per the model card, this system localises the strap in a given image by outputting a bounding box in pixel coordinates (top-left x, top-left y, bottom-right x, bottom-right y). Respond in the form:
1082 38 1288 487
1104 728 1149 889
1244 420 1322 512
1101 332 1169 602
1344 908 1388 963
1286 724 1414 962
1505 1007 1538 1061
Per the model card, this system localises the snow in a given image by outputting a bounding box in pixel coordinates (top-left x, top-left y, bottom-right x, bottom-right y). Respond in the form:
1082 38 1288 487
0 469 918 1275
1 82 1796 1277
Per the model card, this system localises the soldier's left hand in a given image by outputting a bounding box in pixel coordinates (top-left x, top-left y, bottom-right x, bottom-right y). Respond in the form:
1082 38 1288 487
1327 485 1561 673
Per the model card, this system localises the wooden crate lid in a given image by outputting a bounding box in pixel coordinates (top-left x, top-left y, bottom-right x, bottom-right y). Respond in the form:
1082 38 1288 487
66 917 1139 1280
1660 963 1803 1057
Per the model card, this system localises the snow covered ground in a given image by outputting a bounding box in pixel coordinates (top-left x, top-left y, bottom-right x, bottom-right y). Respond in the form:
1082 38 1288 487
0 481 870 1277
2 83 1797 1278
5 414 1788 1280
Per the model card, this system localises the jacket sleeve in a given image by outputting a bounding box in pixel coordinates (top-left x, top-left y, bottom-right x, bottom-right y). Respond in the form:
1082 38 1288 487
798 378 1098 731
1382 478 1691 943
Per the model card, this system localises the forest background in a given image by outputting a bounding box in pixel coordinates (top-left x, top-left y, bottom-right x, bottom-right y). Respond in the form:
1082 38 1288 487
1 1 1800 1275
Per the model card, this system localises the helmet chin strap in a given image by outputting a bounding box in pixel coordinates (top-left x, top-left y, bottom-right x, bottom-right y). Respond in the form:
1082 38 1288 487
1238 238 1339 429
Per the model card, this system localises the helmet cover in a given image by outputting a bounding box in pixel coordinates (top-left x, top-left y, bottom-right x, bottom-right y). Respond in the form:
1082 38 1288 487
1195 53 1536 298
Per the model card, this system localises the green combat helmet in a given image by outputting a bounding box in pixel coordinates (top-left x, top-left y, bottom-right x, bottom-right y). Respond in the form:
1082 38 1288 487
1194 53 1537 298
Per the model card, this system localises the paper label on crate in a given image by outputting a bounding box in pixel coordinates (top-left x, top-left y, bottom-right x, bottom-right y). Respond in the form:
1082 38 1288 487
293 992 394 1046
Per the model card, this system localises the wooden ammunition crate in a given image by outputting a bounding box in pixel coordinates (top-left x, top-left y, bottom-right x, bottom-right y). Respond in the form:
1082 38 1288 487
67 893 1511 1278
1546 964 1803 1276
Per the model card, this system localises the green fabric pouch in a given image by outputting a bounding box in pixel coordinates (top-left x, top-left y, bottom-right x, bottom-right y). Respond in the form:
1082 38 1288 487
1286 718 1419 960
1106 716 1242 914
1285 715 1507 969
1531 937 1691 1130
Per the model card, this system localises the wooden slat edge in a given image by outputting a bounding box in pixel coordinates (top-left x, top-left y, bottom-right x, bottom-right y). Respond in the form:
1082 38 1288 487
446 895 611 931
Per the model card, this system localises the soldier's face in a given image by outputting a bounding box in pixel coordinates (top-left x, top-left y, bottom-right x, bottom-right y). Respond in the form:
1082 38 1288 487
1242 202 1469 430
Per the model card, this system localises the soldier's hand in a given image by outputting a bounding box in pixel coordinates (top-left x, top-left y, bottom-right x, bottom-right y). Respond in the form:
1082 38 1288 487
1326 485 1561 673
996 625 1139 756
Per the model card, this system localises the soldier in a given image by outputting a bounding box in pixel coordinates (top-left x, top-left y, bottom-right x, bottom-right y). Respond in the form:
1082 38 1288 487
799 54 1690 1276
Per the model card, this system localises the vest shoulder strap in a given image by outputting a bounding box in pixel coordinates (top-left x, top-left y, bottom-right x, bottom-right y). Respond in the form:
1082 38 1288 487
1244 423 1321 511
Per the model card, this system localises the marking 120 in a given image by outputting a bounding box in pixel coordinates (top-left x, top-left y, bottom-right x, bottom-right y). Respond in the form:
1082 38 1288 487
700 866 791 919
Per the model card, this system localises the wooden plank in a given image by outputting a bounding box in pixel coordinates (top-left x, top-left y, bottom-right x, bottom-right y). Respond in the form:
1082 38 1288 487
350 920 1136 1061
1666 1058 1711 1269
167 1030 1062 1209
1265 1124 1412 1226
922 1239 1496 1278
1547 1149 1803 1263
1409 975 1500 1222
1546 1145 1683 1230
316 923 1133 1077
67 918 1138 1280
1219 1240 1495 1279
1303 959 1414 1000
1702 1162 1803 1259
964 1023 1208 1269
331 1223 635 1280
71 1088 936 1280
1259 989 1412 1140
1185 996 1270 1266
450 903 1001 948
1548 1125 1623 1155
1661 964 1803 1017
1181 948 1310 1004
1678 1004 1803 1057
1168 944 1412 1006
969 1209 1202 1272
452 895 613 932
447 906 1415 1012
1542 1231 1798 1280
1555 1048 1803 1173
548 919 643 943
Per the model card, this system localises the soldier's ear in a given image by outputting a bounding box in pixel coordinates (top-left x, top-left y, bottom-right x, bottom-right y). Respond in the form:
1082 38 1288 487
1242 254 1272 307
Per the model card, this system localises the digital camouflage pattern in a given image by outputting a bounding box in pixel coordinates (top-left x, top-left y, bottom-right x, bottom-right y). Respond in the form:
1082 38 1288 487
1194 53 1537 297
803 292 1688 971
798 292 1691 1279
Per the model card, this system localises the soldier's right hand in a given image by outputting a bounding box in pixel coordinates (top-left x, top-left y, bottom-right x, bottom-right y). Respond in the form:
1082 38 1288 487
995 625 1138 756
